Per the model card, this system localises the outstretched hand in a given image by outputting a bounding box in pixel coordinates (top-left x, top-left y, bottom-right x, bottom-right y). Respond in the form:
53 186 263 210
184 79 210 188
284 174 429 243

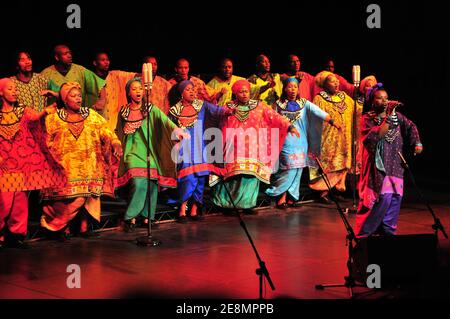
112 143 123 158
414 145 423 156
40 90 58 98
289 126 300 138
174 128 190 140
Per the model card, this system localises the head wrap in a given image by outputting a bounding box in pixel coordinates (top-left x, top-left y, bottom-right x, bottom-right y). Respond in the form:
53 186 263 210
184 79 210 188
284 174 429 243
60 82 81 103
315 71 334 88
125 77 142 96
178 80 194 94
366 82 384 106
360 75 377 94
231 79 251 96
125 77 142 103
283 77 299 86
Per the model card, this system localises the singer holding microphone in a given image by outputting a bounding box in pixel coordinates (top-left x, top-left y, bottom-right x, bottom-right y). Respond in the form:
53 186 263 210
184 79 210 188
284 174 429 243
355 83 423 237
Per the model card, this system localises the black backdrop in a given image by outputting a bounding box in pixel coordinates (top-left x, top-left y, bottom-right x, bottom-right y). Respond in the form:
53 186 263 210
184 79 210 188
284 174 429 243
1 0 449 180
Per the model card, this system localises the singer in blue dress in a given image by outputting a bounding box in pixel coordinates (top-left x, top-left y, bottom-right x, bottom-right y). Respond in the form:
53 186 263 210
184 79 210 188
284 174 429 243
266 78 340 208
168 80 232 223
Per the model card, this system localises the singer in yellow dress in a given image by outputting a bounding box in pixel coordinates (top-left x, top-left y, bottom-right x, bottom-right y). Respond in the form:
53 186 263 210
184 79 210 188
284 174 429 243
41 82 122 238
309 71 358 202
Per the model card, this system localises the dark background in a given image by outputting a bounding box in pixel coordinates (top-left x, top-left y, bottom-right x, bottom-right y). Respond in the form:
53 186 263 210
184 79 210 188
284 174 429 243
1 0 449 181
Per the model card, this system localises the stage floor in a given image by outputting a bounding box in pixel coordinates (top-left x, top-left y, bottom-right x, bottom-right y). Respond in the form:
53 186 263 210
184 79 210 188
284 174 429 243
1 190 450 299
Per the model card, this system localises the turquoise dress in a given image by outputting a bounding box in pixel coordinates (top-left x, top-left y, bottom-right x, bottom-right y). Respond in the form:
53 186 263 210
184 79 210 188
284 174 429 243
266 98 327 200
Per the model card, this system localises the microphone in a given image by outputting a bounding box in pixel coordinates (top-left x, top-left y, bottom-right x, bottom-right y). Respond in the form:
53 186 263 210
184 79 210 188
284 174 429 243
352 65 361 86
388 100 404 107
387 100 403 115
142 63 153 91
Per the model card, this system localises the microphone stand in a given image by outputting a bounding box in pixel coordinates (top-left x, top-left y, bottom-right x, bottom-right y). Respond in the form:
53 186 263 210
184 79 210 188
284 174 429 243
136 80 161 247
398 152 448 239
314 156 365 298
218 178 276 299
348 83 360 214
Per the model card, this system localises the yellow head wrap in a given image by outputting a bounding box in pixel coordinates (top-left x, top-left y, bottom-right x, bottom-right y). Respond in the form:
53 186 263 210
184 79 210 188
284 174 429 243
315 71 334 88
60 82 82 103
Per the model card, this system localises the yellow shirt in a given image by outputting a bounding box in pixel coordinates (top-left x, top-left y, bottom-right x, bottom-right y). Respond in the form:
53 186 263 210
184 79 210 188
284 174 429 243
43 108 121 199
207 75 260 106
248 73 283 106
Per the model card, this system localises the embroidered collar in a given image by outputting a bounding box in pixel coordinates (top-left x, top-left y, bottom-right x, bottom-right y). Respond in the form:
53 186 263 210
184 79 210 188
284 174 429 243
276 99 305 123
120 103 153 122
0 105 25 123
275 98 306 111
319 91 347 114
226 99 258 122
169 100 203 129
57 107 89 123
169 99 203 118
319 91 346 104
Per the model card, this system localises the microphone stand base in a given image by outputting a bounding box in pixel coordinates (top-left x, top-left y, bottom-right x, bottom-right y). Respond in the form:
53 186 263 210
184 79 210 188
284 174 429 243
136 236 162 247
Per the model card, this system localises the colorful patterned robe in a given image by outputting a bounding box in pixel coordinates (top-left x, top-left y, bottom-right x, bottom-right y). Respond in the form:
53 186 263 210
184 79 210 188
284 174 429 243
266 98 327 200
0 105 65 192
11 73 56 112
168 99 229 204
116 103 179 189
309 91 359 192
210 99 292 185
358 111 421 209
42 108 120 200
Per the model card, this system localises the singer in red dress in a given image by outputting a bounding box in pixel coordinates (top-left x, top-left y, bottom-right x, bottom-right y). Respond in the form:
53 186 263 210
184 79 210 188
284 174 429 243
0 78 63 248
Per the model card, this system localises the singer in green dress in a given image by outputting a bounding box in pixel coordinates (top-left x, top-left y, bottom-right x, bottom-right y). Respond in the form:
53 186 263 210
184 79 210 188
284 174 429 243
115 78 188 232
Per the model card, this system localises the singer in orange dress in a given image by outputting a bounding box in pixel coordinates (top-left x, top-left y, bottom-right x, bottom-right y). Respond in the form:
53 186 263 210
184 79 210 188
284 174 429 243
309 71 359 203
0 78 63 248
355 84 422 237
40 82 123 239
